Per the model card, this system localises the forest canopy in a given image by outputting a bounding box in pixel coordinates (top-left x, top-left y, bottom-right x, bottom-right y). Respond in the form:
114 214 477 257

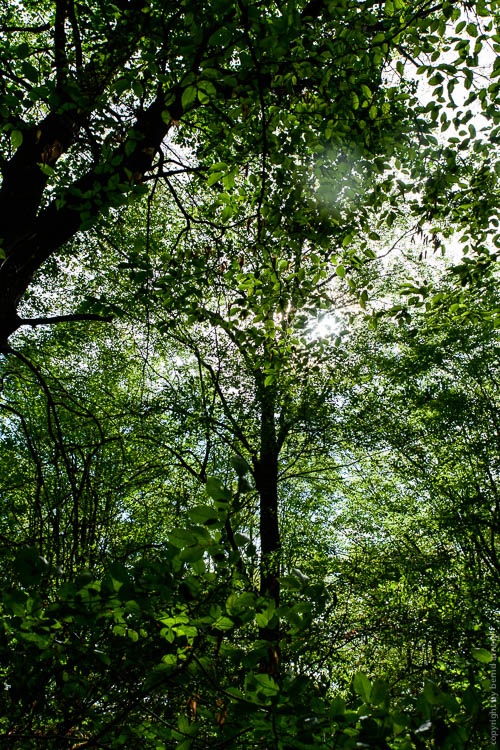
0 0 499 748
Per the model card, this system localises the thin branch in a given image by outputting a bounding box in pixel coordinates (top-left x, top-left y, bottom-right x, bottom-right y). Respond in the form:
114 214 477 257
5 347 78 502
18 313 113 328
54 0 68 91
237 0 267 241
0 23 51 33
68 0 83 71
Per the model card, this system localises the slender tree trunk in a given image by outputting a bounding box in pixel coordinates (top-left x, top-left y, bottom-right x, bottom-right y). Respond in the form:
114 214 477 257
256 449 280 603
254 384 281 672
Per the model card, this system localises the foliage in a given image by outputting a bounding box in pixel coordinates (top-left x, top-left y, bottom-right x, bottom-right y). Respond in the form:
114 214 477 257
0 492 495 748
0 0 499 747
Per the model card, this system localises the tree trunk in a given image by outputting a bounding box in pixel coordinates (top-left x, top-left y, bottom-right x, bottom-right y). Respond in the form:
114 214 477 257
254 383 281 672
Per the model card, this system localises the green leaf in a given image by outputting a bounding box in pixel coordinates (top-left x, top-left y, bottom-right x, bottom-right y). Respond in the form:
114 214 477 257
188 505 219 525
11 130 23 149
329 696 346 718
182 86 197 110
169 528 197 548
214 616 234 630
205 477 230 502
423 680 443 705
234 531 252 545
14 546 49 584
197 88 209 104
255 601 276 628
114 77 129 96
471 648 492 663
198 80 216 103
221 205 233 222
207 172 222 186
38 162 54 176
21 61 39 83
15 43 30 58
210 162 227 171
199 80 216 97
253 673 279 695
370 678 388 706
230 455 250 477
353 671 372 702
4 590 27 617
179 545 204 562
132 80 143 98
222 171 235 189
361 84 372 100
124 139 136 156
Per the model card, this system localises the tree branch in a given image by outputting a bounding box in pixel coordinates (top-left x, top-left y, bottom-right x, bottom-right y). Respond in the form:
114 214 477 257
18 313 113 328
0 23 51 33
54 0 68 91
68 0 83 71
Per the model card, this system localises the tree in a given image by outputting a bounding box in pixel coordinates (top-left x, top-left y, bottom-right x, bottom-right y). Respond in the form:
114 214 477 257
0 0 499 746
1 0 499 349
1 271 497 746
310 256 500 684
